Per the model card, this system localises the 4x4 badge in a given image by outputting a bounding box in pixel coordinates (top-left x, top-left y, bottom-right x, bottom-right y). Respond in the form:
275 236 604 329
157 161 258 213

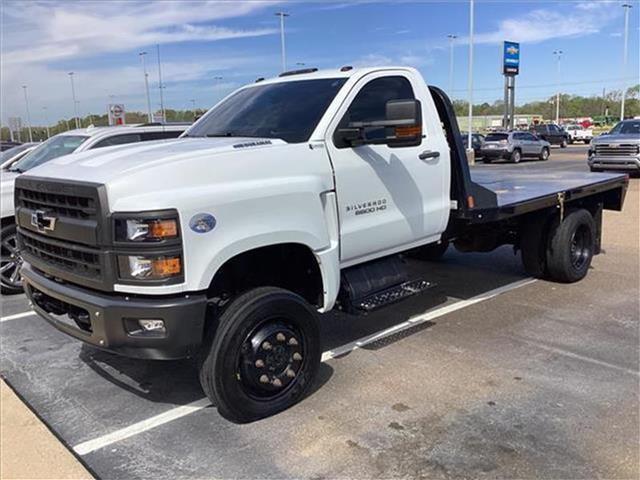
31 210 57 232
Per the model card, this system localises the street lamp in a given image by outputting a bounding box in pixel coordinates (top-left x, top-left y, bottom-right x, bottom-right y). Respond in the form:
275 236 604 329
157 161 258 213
140 51 153 123
553 50 563 124
42 106 50 138
22 85 33 142
447 34 457 95
68 72 80 128
467 0 474 151
620 3 633 120
275 12 290 72
156 44 166 123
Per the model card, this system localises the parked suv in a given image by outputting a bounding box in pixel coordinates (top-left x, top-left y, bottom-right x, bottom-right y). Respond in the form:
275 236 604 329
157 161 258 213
0 123 187 294
530 123 569 148
480 131 550 163
588 119 640 173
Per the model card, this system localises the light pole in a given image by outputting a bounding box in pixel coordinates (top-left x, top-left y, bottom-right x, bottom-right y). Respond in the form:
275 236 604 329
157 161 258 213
21 85 33 142
467 0 474 150
620 3 632 120
553 50 563 124
68 72 80 128
42 106 50 138
447 34 457 95
275 12 289 72
156 44 166 122
140 51 153 123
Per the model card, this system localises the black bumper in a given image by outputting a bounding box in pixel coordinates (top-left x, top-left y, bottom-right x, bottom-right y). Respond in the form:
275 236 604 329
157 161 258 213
480 149 509 159
22 264 208 360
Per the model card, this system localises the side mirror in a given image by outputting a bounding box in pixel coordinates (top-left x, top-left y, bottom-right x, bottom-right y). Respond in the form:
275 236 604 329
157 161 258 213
335 99 422 148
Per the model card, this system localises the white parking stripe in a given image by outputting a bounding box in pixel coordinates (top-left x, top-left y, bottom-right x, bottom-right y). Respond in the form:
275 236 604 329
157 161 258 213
320 277 536 362
73 398 212 455
0 311 36 323
70 277 535 456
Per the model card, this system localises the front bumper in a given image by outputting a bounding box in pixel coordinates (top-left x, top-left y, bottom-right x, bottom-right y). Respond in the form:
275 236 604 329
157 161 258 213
588 155 640 171
22 264 208 360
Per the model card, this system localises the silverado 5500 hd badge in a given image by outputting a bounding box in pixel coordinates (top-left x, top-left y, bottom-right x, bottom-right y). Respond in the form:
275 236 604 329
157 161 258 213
346 198 388 216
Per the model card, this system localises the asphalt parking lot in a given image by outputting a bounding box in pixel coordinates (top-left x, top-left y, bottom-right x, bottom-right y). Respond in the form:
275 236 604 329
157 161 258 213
1 145 638 479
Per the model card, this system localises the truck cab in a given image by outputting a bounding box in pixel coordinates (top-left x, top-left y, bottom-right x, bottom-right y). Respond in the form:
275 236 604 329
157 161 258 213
15 67 627 423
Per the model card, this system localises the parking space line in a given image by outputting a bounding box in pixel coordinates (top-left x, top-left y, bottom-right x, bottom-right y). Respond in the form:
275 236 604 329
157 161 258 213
73 398 212 456
69 277 535 456
0 311 36 323
511 336 640 377
321 277 536 362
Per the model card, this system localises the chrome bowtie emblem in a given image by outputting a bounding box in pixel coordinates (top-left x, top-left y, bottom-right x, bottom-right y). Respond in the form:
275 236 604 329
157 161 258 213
31 210 57 232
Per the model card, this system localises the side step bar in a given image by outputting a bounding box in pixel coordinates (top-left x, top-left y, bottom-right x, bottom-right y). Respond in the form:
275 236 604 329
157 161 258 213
339 256 435 313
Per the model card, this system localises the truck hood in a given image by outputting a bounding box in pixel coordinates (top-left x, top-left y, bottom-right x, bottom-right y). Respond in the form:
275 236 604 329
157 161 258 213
27 137 287 184
591 134 640 145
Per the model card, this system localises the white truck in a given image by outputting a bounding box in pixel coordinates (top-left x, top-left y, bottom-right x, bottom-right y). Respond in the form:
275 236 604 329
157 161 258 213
15 67 627 423
565 124 593 144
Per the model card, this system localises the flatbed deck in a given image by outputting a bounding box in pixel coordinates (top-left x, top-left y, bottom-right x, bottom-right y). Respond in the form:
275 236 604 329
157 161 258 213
467 168 628 221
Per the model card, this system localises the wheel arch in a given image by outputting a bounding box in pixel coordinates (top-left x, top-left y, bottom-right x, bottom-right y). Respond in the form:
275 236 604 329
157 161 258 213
205 240 332 312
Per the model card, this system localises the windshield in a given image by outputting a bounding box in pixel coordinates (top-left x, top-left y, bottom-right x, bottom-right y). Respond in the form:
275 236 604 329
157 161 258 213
1 143 34 163
11 135 88 172
609 120 640 135
485 133 508 142
186 78 347 143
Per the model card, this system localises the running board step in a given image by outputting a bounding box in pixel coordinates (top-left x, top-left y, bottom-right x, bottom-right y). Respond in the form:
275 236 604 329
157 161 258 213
357 279 435 312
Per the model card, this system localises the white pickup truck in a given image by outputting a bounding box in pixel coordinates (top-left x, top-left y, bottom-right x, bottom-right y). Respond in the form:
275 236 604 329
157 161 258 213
15 67 627 423
565 124 593 144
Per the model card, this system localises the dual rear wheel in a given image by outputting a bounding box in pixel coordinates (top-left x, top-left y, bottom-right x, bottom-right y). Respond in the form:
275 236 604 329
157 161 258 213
521 209 596 283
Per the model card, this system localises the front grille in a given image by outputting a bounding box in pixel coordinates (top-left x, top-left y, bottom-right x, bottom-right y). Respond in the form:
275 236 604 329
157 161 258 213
20 230 101 279
595 144 639 157
16 187 97 220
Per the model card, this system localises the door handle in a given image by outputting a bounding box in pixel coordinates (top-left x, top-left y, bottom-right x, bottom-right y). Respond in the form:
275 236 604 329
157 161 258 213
419 150 440 160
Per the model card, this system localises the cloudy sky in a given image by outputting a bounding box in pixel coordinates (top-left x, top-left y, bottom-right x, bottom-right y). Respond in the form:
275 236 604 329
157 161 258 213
1 0 638 124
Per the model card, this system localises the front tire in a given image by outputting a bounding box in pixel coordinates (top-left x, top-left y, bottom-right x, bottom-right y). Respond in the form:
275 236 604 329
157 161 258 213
1 223 24 295
199 287 321 423
546 209 595 283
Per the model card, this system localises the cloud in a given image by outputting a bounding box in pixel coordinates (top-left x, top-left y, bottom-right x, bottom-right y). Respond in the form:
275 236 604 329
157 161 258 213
2 1 279 65
458 2 622 45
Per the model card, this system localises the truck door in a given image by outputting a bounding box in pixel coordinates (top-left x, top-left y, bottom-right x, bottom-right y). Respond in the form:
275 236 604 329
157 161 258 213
325 71 450 265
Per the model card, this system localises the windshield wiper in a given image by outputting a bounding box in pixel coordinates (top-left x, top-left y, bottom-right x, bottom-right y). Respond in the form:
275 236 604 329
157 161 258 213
205 132 236 138
8 167 24 173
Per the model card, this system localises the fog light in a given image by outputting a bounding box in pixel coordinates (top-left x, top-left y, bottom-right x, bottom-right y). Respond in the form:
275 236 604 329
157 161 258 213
138 319 166 333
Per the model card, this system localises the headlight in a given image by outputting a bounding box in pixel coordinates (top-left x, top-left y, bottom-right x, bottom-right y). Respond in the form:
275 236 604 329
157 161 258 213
114 214 179 242
118 255 182 280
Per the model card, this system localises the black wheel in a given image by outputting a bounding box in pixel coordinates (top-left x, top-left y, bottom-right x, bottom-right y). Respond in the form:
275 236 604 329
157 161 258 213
199 287 321 423
546 209 595 283
539 147 550 161
560 138 568 148
483 157 492 164
1 223 23 294
510 149 522 163
409 240 449 261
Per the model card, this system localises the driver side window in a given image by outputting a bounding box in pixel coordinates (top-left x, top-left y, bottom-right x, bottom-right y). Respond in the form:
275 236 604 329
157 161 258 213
334 76 416 148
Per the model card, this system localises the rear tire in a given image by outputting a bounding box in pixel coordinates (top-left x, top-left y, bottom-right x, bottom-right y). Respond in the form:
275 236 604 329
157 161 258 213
539 147 550 161
546 209 595 283
483 158 492 164
198 287 321 423
510 149 522 163
410 241 449 261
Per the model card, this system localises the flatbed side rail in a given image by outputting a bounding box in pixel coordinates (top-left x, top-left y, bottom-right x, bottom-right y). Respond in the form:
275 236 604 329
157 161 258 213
466 174 628 224
428 85 497 217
